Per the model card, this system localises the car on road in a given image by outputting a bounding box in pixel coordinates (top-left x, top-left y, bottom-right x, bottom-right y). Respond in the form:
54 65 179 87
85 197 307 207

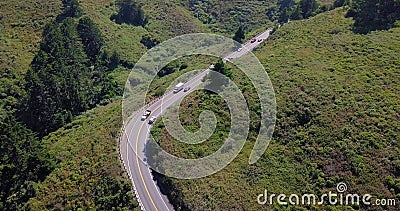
250 38 256 43
184 87 190 92
223 57 233 62
148 116 156 124
237 47 243 52
258 38 263 42
141 110 151 120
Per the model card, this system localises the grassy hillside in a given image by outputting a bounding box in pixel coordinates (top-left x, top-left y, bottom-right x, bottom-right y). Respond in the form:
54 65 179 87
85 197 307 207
77 0 207 65
0 0 61 73
6 0 208 209
151 8 400 210
143 0 207 38
177 0 277 35
2 0 399 209
26 101 139 210
177 0 337 37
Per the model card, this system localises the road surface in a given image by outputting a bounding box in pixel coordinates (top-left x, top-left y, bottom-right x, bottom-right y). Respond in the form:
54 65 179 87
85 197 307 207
120 28 272 211
225 28 273 61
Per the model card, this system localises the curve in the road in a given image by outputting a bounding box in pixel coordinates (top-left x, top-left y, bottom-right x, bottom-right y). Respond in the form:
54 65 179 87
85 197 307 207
120 29 272 211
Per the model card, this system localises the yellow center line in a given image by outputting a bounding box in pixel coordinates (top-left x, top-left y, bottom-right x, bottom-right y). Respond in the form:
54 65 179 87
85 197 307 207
134 71 206 210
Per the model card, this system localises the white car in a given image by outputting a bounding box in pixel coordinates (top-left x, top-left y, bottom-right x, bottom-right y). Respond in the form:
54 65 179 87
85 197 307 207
148 116 156 124
141 110 151 121
237 47 243 52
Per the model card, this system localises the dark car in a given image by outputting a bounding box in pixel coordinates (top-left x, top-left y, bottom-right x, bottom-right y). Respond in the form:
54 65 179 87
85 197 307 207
184 87 191 92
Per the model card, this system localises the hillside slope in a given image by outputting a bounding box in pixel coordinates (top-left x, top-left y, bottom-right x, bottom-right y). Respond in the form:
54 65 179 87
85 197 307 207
151 8 400 210
17 0 208 209
0 0 61 73
26 102 139 210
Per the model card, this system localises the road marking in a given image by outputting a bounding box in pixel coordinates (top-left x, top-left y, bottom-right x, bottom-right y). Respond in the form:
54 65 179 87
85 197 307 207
136 122 159 211
128 36 264 208
124 29 271 210
130 70 208 211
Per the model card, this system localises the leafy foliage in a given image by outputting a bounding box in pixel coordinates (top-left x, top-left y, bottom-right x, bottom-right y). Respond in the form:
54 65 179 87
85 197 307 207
111 0 147 26
22 19 92 136
299 0 319 18
140 34 160 49
57 0 82 21
150 9 400 210
22 17 121 137
233 26 245 43
182 0 276 35
347 0 400 34
26 102 139 210
205 59 231 92
0 106 55 210
77 16 104 61
269 0 322 23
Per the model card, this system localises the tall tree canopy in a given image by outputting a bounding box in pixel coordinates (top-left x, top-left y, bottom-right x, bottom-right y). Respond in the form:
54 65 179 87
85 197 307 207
57 0 82 21
23 19 92 136
22 17 120 137
278 0 296 12
77 17 105 61
112 0 147 26
233 26 245 43
299 0 319 19
347 0 400 33
0 111 55 209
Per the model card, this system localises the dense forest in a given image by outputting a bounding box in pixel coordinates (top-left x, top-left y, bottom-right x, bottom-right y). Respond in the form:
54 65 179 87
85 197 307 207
1 0 122 209
111 0 147 26
347 0 400 33
21 17 120 137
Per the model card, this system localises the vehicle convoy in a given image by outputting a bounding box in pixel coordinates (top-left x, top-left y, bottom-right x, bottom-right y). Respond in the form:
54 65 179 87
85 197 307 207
173 82 184 93
141 110 151 120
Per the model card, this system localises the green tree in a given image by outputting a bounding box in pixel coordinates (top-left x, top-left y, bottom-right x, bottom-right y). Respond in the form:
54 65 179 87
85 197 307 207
77 16 105 62
57 0 82 21
213 59 230 76
23 19 92 136
0 112 55 209
347 0 400 33
299 0 319 19
279 8 291 23
112 0 147 26
291 5 303 20
278 0 295 12
333 0 346 8
140 34 160 49
233 25 245 43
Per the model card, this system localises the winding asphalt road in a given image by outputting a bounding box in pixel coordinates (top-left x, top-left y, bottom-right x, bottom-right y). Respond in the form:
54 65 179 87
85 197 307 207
120 28 272 211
